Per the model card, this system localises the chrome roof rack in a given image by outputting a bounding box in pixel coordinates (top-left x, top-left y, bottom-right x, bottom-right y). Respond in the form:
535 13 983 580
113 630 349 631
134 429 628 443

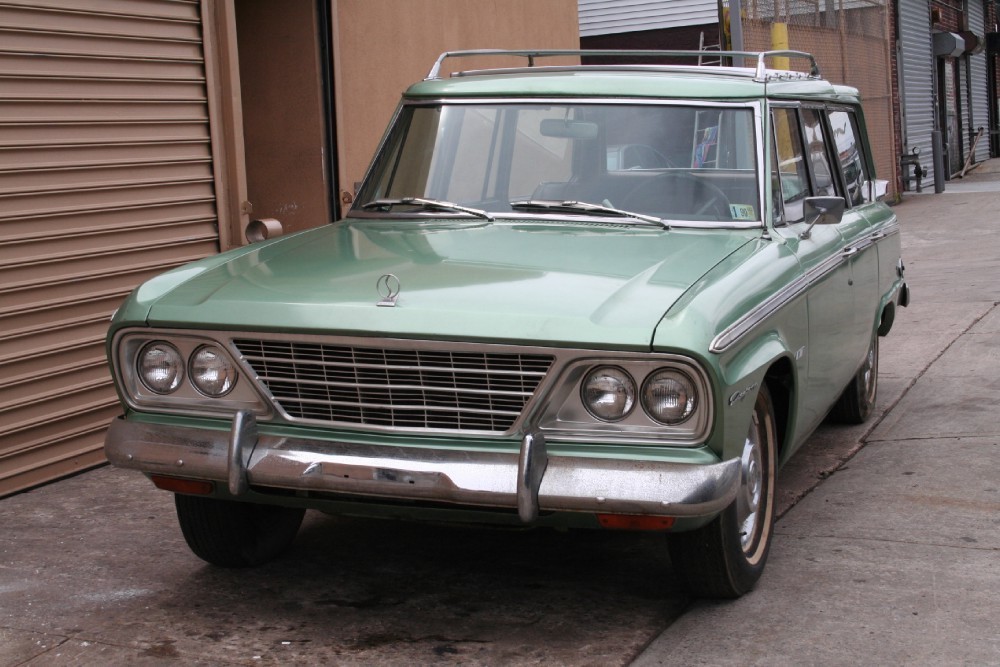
425 49 822 82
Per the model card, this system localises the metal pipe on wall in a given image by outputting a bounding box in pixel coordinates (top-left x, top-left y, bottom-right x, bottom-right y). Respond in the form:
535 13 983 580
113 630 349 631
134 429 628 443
730 0 745 66
932 129 947 192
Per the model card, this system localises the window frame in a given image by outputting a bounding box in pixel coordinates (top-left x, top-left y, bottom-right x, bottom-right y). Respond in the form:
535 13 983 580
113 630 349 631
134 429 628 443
826 105 872 207
769 103 813 226
353 98 767 229
769 102 864 227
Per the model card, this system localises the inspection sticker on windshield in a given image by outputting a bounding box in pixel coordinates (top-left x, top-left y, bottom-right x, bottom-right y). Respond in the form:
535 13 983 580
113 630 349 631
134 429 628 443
729 204 756 221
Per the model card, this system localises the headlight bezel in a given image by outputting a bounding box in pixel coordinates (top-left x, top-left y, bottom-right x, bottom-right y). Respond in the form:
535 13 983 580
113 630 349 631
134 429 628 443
535 354 713 445
113 330 268 418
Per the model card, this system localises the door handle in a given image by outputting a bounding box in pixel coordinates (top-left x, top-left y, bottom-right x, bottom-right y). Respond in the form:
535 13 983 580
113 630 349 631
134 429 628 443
841 246 860 258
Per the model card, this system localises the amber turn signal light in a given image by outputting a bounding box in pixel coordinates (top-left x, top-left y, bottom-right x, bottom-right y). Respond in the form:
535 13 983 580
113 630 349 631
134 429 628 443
150 474 214 496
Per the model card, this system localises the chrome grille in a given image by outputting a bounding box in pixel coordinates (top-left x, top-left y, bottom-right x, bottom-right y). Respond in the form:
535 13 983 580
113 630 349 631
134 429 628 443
233 339 554 432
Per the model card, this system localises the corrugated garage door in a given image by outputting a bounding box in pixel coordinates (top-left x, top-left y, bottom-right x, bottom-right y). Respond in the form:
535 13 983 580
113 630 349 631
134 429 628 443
968 0 990 164
0 0 221 495
898 0 935 183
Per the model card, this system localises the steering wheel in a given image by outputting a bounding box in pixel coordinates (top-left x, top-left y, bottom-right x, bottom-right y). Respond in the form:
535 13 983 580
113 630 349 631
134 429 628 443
622 172 732 221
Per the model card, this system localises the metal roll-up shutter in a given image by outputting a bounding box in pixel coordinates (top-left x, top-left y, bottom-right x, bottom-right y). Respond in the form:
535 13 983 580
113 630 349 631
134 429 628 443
960 56 969 167
968 1 990 163
898 0 935 182
578 0 718 37
0 0 221 496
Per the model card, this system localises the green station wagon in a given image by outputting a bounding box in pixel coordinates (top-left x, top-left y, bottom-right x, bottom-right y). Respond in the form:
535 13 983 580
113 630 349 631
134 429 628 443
105 50 909 598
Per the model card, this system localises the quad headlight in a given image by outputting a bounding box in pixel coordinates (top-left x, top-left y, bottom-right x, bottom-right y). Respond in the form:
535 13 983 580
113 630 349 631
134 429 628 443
547 358 709 443
119 333 260 416
581 366 636 421
579 365 699 426
189 345 238 396
641 369 697 424
137 342 184 394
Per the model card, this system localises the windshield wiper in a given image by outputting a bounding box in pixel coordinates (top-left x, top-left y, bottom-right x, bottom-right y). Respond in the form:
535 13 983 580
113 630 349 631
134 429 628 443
509 199 668 228
360 197 494 221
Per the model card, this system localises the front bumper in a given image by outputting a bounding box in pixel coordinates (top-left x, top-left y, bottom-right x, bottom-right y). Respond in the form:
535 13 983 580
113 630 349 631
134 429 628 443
105 412 740 524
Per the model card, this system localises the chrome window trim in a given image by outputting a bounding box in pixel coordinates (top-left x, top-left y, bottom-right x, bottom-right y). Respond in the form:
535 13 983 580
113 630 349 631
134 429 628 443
112 329 713 446
352 98 766 229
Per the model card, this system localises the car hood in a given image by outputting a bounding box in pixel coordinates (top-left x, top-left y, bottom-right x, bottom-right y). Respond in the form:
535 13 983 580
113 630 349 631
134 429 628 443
143 219 757 350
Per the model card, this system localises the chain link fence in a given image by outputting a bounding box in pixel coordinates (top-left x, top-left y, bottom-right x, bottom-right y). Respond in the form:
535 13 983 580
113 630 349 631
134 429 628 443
739 0 888 39
722 0 898 192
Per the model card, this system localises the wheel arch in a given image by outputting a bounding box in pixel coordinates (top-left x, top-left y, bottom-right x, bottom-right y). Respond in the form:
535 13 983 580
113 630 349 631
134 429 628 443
877 276 909 337
761 357 794 461
878 301 895 337
713 330 797 463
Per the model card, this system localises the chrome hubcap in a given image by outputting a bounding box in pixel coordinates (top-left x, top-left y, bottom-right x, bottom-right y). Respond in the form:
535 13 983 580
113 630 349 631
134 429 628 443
862 339 877 405
737 413 763 552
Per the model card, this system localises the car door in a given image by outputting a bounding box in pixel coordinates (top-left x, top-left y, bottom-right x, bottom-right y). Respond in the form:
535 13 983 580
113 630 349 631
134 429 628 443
770 105 874 432
827 107 902 316
811 107 880 355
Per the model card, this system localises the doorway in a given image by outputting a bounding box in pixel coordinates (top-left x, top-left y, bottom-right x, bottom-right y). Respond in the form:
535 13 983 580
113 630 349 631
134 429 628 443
937 56 963 176
230 0 336 247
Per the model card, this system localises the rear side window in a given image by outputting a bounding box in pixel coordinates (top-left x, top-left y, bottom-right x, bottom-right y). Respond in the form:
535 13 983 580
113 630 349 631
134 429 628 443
828 109 869 206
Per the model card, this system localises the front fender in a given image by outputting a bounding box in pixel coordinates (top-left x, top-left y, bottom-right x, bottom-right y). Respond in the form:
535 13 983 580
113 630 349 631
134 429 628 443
713 330 799 462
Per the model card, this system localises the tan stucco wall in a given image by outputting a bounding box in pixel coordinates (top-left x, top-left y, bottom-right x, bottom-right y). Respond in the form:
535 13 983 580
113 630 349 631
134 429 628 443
330 0 580 214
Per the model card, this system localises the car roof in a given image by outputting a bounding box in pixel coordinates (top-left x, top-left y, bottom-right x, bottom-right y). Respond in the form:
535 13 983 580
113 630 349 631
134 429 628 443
404 49 861 105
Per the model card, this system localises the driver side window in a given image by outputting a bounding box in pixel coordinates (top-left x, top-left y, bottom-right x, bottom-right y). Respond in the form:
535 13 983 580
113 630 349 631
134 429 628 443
771 108 809 223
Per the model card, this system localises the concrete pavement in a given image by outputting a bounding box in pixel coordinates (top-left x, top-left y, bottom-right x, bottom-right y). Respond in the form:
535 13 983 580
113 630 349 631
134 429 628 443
634 163 1000 666
1 163 998 666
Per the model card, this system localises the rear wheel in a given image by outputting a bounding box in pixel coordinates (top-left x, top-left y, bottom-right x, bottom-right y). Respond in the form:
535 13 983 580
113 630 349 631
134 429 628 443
174 494 305 567
831 333 878 424
667 385 777 598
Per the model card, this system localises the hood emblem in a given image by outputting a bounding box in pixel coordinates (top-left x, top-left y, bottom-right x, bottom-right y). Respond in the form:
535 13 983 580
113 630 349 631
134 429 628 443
376 273 400 307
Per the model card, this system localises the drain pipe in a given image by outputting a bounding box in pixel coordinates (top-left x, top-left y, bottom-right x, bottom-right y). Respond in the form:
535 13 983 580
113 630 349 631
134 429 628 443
932 130 946 193
729 0 744 65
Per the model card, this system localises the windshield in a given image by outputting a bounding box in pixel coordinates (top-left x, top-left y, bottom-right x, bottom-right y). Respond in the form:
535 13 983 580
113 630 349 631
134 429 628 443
354 102 760 226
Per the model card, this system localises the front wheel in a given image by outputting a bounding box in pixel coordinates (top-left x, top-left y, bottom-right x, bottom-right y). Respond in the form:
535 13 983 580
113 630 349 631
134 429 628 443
174 494 305 568
667 385 777 598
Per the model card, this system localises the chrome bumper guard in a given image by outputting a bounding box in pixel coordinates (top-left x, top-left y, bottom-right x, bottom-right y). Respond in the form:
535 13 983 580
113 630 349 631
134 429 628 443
105 412 740 523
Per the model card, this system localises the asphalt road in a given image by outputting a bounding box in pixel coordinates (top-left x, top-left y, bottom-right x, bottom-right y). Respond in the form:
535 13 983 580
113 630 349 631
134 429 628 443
2 466 691 665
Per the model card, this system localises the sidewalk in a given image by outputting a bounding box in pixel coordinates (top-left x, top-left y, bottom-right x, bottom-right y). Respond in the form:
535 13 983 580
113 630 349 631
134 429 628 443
634 168 1000 665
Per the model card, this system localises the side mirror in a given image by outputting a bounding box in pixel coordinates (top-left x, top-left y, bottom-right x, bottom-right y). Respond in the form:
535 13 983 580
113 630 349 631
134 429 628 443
799 196 845 239
868 179 889 202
